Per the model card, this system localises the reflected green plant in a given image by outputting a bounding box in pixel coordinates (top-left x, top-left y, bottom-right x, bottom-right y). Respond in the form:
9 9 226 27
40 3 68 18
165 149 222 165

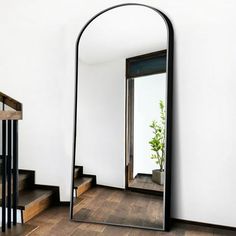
149 100 165 172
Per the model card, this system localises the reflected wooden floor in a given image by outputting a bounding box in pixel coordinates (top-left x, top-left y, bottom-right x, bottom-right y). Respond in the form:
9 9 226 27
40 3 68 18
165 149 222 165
26 205 236 235
129 174 164 192
73 186 163 229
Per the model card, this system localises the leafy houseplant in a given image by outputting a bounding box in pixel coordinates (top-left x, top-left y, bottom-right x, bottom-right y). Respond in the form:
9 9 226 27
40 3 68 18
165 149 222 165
149 100 165 185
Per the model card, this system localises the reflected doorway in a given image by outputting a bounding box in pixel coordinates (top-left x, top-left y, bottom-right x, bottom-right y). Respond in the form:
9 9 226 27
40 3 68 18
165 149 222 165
126 51 167 196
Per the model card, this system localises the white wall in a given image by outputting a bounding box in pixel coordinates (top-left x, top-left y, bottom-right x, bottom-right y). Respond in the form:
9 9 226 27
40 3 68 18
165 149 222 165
133 74 166 176
0 0 236 228
77 60 125 188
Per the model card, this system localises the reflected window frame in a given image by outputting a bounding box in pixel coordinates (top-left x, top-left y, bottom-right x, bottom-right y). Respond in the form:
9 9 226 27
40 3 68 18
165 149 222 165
126 50 167 79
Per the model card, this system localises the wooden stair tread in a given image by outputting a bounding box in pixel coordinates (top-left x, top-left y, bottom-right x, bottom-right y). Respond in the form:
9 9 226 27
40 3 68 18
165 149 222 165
74 176 94 197
0 168 58 223
18 189 54 210
0 173 30 188
0 172 34 198
0 223 38 236
0 173 28 182
74 177 93 189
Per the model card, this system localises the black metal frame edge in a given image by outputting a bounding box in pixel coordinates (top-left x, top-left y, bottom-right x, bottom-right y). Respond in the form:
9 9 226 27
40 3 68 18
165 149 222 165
70 3 174 232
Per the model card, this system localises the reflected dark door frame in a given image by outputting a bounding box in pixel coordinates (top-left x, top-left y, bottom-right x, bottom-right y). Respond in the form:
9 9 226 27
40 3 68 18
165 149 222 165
125 50 167 196
71 3 174 231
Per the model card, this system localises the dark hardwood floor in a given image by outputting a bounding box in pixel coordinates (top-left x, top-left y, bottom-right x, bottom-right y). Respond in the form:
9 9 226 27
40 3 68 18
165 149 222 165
0 224 38 236
25 205 236 235
129 174 164 192
73 186 163 229
1 177 235 235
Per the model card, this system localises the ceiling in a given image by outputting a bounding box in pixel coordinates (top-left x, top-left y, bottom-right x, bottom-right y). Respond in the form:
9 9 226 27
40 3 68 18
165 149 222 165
79 5 167 65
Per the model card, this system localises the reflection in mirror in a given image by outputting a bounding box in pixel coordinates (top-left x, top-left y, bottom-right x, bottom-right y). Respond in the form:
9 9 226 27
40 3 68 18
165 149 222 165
126 51 166 198
71 4 173 231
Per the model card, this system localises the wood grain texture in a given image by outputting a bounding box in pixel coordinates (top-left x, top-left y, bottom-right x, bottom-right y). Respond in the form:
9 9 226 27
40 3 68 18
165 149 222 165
0 111 22 120
0 223 38 236
26 206 236 236
0 170 58 224
129 174 164 192
73 186 163 229
0 172 34 198
20 189 55 222
74 177 93 197
0 91 22 111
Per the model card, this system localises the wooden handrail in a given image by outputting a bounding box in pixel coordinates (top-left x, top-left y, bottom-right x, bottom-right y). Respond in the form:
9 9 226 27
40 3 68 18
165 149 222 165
0 91 22 111
0 91 22 120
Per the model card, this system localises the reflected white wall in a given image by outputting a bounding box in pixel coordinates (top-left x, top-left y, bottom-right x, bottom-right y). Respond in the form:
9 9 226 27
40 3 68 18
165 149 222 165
133 74 166 176
77 59 126 188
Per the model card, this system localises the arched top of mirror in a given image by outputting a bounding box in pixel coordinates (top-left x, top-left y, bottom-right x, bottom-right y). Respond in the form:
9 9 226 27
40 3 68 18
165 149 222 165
79 5 167 65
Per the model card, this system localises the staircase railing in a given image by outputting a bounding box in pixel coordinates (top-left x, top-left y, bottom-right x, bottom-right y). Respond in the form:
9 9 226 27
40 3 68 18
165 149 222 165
0 91 22 232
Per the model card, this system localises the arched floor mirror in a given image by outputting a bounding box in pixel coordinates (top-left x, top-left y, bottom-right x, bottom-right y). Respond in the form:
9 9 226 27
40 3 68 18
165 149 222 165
70 3 174 231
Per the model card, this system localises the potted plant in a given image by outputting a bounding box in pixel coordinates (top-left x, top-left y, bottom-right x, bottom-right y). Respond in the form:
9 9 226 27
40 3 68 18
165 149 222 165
149 100 165 185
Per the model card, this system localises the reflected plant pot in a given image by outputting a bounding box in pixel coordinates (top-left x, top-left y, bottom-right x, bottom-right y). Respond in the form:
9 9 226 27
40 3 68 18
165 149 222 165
152 169 164 185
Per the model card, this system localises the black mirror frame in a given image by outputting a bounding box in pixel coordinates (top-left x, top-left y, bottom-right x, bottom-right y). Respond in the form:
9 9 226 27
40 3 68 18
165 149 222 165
70 3 174 231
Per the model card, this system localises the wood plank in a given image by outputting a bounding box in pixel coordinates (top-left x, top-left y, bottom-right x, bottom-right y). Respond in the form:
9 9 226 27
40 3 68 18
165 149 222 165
0 172 33 198
74 187 164 229
22 193 54 223
18 189 53 209
78 223 106 233
0 91 22 111
17 189 54 222
26 206 236 236
129 174 164 192
0 111 22 120
0 224 38 236
74 177 93 197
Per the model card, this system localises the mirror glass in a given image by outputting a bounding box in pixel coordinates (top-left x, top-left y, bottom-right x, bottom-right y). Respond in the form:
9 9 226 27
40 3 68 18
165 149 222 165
72 5 168 230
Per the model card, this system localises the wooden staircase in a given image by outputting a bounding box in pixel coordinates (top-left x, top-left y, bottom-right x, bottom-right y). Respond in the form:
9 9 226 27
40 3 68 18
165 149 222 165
0 91 60 233
73 166 96 198
0 169 59 224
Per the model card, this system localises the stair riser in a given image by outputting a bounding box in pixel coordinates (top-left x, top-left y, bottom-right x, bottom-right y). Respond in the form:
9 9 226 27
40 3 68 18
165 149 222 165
74 167 83 179
0 170 59 224
22 194 54 223
76 181 92 197
0 175 34 200
19 175 34 192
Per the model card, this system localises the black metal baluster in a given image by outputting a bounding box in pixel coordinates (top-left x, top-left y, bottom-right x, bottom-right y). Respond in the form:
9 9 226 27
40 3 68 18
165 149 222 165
7 120 12 228
2 120 6 232
12 121 18 225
